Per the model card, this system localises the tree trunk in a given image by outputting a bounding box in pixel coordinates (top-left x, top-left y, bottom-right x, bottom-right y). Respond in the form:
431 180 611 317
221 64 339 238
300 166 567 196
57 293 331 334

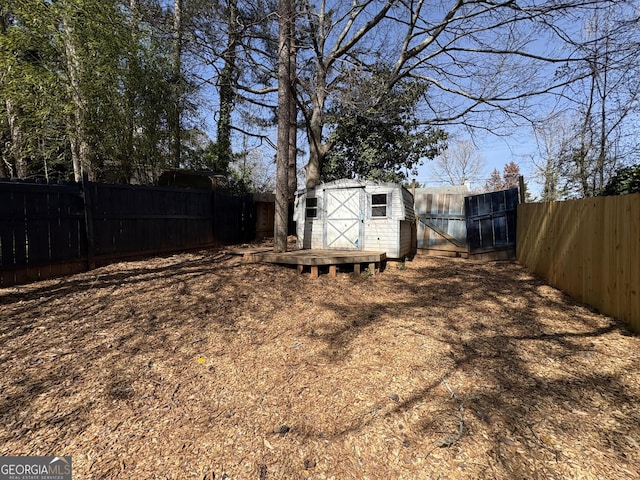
121 0 140 183
304 94 329 189
217 0 238 169
287 96 297 197
62 13 92 182
274 0 293 253
597 58 608 192
287 13 297 198
170 0 183 168
1 14 18 179
5 98 27 178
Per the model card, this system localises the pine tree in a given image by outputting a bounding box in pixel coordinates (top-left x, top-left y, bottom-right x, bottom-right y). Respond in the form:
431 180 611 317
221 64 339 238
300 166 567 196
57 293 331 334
484 168 504 192
503 161 521 189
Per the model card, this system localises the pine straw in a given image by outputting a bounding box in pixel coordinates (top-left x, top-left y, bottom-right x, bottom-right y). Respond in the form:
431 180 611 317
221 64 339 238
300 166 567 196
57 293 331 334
1 247 639 480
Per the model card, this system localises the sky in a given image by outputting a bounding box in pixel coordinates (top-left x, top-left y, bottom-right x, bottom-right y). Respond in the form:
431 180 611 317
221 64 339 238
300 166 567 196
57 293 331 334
195 1 638 200
415 129 540 193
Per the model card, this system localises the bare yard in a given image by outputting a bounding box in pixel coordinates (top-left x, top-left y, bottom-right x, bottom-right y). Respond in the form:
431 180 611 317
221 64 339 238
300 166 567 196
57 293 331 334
1 248 639 479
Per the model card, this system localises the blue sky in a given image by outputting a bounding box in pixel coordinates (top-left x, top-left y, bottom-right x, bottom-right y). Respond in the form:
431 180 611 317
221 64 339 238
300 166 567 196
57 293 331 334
415 129 538 192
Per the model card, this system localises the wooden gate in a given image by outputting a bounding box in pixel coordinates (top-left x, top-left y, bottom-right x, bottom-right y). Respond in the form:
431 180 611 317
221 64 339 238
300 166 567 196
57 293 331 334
324 187 364 250
464 188 519 258
415 192 467 255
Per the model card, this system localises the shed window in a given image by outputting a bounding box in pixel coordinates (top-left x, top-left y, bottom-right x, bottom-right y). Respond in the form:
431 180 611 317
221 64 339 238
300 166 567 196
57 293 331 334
371 194 387 217
306 197 318 218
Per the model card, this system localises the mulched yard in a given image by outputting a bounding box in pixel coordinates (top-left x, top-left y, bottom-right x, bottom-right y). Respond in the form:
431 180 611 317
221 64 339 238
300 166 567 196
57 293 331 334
1 246 639 480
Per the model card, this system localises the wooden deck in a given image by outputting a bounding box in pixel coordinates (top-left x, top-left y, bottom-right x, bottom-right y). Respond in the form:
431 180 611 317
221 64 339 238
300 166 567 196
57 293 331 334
227 248 387 278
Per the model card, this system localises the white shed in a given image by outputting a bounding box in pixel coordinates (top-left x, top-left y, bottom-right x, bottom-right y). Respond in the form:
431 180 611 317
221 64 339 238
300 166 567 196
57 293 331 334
293 179 416 259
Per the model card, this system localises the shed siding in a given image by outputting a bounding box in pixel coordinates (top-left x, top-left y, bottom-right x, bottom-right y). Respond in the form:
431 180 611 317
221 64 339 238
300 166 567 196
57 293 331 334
402 188 416 222
295 191 325 249
364 219 400 257
300 219 323 249
294 180 416 258
399 220 416 258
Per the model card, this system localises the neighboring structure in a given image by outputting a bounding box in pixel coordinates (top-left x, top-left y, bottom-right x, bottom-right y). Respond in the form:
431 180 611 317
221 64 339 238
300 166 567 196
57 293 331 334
293 179 416 259
253 193 276 239
158 169 228 189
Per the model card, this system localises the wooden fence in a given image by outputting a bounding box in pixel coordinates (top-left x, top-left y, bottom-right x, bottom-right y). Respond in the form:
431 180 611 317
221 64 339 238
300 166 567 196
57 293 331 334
466 188 518 258
0 180 255 287
415 191 467 256
517 194 640 333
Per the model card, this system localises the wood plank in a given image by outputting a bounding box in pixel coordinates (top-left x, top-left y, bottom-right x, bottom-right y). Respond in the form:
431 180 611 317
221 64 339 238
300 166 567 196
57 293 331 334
517 194 640 334
245 249 386 266
418 216 465 248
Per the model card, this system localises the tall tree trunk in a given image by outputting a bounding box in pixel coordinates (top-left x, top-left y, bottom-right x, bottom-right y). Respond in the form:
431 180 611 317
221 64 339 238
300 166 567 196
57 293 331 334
1 13 21 178
597 55 608 192
62 13 92 182
170 0 183 168
287 11 297 198
304 58 330 189
0 8 10 178
288 93 297 197
576 62 596 197
304 107 329 189
121 0 140 183
217 0 238 170
274 0 293 253
5 98 27 178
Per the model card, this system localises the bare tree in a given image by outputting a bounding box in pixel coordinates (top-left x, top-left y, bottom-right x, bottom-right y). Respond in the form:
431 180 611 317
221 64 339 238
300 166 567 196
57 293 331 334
297 0 394 188
293 0 613 189
531 115 572 201
554 4 640 197
432 140 485 188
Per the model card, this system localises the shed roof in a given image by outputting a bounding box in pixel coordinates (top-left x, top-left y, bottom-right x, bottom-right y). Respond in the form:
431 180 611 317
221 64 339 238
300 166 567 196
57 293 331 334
297 179 408 195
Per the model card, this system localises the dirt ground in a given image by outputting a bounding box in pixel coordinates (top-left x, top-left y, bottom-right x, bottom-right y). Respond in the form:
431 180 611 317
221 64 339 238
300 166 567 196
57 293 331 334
1 245 639 480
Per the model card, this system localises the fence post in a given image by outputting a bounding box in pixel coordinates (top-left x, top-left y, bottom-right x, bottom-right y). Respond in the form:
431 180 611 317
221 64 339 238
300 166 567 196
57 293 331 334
81 173 96 269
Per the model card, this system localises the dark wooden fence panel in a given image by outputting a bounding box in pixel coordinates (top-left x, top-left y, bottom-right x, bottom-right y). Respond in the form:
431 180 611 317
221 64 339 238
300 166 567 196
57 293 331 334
89 183 217 258
0 182 86 269
1 180 258 287
465 188 519 256
0 181 87 285
212 192 256 244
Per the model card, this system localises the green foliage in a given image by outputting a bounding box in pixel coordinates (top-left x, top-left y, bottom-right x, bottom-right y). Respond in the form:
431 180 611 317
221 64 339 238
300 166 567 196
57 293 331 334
1 0 191 183
182 140 232 176
322 69 447 183
1 1 71 179
600 164 640 196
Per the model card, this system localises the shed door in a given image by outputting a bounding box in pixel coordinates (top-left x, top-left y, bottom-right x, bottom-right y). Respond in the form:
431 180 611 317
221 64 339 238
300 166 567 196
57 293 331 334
324 188 364 250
